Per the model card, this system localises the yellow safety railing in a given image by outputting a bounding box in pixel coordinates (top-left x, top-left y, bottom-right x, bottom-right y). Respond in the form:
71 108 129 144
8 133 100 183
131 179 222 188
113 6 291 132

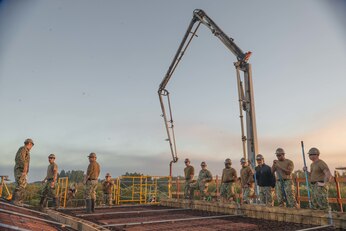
113 176 171 205
0 176 12 200
57 177 68 208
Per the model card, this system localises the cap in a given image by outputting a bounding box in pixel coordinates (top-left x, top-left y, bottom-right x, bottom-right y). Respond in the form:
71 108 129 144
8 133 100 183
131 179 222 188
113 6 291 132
308 147 320 155
184 158 190 163
256 154 264 160
48 154 56 159
275 148 285 155
24 138 34 145
240 157 246 163
88 152 97 158
105 173 111 177
201 161 207 166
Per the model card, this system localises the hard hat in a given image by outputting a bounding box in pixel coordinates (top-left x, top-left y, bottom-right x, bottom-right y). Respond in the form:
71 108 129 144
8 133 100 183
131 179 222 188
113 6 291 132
224 158 232 164
184 158 190 163
24 138 34 145
201 161 207 166
105 173 111 177
256 154 264 160
88 152 97 158
275 148 285 155
308 147 320 155
240 157 246 163
48 154 56 159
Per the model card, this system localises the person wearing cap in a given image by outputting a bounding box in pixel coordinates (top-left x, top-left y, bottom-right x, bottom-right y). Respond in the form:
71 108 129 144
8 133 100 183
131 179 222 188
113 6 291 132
83 152 100 213
272 148 297 208
102 173 114 206
220 158 237 203
183 158 195 199
240 157 254 204
39 154 59 210
12 138 34 206
255 154 275 206
303 147 332 210
190 161 213 200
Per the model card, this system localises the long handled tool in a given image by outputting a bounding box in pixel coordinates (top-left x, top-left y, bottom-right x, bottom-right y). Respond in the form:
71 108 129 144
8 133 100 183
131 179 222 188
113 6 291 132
301 141 312 208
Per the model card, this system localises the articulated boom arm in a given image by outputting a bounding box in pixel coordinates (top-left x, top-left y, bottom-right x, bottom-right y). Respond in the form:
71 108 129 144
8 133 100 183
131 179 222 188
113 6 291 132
158 9 259 173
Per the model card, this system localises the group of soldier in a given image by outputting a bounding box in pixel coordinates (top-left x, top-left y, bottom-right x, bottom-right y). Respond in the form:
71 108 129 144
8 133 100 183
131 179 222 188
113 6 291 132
184 147 333 210
11 138 114 213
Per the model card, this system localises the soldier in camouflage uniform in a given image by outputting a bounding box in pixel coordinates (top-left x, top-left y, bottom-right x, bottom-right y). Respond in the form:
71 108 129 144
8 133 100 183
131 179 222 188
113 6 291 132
220 158 237 203
190 162 213 200
39 154 59 210
272 148 297 208
183 158 194 199
102 173 114 206
12 138 34 206
255 154 275 206
303 147 332 210
83 152 100 213
240 158 254 204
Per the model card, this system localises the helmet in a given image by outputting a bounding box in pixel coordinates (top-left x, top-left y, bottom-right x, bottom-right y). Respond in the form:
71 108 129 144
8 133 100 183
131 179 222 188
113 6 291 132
105 173 111 177
88 152 97 158
308 147 320 155
184 158 190 163
256 154 264 160
275 148 285 155
48 154 56 159
224 158 232 165
240 157 246 163
24 138 34 145
201 161 207 166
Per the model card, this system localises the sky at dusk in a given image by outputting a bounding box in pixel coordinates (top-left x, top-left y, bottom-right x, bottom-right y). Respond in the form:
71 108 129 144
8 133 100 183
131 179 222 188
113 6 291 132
0 0 346 182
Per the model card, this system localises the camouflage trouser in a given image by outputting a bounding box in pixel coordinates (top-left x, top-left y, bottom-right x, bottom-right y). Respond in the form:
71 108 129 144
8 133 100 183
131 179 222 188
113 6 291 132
103 193 112 206
311 183 329 210
184 179 193 199
84 180 98 200
41 180 57 200
275 180 297 208
220 182 235 201
242 186 254 204
13 170 27 204
190 180 208 199
259 186 274 206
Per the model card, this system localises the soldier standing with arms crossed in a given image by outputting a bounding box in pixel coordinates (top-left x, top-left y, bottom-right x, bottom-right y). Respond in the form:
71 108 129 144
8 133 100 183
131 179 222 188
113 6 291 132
272 148 297 208
183 158 194 199
240 157 254 204
102 173 114 206
190 162 213 200
303 147 332 210
255 154 276 206
84 152 100 213
40 154 59 210
12 138 34 206
220 158 237 203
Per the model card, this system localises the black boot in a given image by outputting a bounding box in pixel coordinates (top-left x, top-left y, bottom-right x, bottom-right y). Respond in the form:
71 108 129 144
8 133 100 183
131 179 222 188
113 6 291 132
91 199 95 213
85 199 92 213
52 198 59 210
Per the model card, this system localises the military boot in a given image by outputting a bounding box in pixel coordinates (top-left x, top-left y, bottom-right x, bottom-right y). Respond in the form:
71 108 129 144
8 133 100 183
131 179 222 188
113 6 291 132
85 199 92 213
52 197 60 210
91 199 95 213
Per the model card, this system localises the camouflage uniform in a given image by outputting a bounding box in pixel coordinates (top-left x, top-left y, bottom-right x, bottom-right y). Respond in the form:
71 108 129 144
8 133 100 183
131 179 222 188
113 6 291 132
102 180 114 206
220 167 237 202
310 159 330 210
184 165 194 199
41 162 58 209
273 159 297 208
240 165 254 204
190 166 213 200
84 161 100 200
13 146 31 205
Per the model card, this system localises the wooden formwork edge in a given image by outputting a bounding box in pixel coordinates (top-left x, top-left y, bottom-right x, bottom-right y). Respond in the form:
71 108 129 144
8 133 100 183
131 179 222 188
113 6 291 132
47 209 110 231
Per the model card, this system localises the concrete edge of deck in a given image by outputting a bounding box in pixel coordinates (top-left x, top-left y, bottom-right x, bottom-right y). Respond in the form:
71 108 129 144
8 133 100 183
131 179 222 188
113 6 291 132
47 209 110 231
160 199 346 229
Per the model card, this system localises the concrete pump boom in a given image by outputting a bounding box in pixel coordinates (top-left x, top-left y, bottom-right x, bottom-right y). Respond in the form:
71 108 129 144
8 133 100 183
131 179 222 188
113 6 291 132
158 9 259 176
